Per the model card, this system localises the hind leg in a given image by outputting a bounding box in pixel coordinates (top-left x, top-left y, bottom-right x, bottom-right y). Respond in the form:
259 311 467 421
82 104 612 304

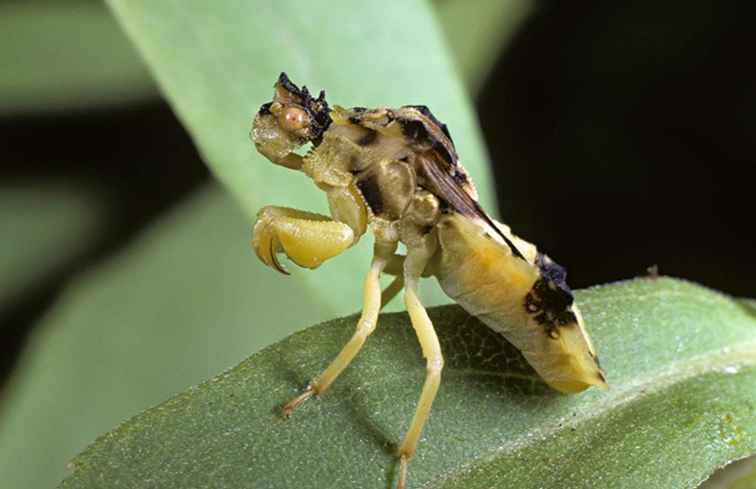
396 235 442 489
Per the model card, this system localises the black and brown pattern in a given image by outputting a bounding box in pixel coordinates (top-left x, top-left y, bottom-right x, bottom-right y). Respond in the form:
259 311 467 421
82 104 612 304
524 253 578 337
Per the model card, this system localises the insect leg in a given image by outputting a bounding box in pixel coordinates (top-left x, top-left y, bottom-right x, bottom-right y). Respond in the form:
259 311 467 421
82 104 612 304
396 237 442 489
282 241 397 417
379 254 407 307
252 206 356 274
380 275 404 308
380 252 437 308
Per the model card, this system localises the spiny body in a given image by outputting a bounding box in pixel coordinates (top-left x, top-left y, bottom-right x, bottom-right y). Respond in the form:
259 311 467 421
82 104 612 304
250 73 606 488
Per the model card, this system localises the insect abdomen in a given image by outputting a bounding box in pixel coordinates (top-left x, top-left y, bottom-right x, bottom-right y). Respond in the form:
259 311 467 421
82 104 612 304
434 214 607 393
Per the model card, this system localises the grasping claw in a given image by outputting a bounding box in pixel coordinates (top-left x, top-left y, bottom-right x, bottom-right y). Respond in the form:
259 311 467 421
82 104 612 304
281 386 316 418
252 206 355 274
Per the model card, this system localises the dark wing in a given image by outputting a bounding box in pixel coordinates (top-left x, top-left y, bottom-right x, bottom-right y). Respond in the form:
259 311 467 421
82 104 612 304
416 152 527 261
398 105 458 168
395 105 527 261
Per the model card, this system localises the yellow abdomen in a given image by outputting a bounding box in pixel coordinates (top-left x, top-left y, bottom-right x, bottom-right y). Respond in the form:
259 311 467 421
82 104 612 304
433 214 607 393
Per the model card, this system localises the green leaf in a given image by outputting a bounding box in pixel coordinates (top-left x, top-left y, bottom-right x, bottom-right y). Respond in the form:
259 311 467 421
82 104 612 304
0 1 156 114
0 186 341 489
0 181 105 312
433 0 536 92
59 278 756 489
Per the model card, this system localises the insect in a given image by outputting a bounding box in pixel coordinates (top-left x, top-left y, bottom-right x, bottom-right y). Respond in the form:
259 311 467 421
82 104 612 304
250 73 607 488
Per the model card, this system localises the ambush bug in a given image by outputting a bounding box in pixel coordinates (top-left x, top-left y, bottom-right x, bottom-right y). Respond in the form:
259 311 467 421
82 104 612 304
250 73 607 488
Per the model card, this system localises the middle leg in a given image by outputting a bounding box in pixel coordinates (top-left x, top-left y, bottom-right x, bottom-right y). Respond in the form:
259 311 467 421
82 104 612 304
282 240 397 416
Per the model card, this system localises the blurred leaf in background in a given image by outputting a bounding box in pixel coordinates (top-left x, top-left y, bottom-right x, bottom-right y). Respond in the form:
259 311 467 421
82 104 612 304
0 0 135 314
0 0 156 115
0 185 334 489
0 0 203 393
0 0 527 488
434 0 535 92
0 182 105 315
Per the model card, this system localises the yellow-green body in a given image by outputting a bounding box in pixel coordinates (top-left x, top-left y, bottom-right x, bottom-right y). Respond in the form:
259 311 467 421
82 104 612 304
434 214 605 392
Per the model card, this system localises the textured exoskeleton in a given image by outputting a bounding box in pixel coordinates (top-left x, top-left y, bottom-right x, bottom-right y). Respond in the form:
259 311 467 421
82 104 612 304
250 73 607 489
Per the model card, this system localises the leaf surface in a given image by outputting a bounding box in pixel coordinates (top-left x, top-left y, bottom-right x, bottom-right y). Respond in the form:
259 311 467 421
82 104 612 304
60 278 756 489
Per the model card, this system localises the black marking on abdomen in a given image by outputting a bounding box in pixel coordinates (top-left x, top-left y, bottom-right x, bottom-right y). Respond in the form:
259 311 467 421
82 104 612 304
356 175 383 215
524 253 577 337
536 253 572 294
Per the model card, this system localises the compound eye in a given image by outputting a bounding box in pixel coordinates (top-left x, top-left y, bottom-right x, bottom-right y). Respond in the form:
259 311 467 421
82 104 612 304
279 107 309 132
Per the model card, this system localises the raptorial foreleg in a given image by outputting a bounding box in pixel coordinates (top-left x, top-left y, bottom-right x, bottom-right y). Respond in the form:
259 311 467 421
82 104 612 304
252 206 356 274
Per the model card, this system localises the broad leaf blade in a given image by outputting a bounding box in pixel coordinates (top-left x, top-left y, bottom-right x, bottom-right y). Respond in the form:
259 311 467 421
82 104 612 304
60 278 756 488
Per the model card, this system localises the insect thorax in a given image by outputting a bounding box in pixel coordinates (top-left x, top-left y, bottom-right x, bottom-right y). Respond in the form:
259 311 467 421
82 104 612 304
303 108 434 226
